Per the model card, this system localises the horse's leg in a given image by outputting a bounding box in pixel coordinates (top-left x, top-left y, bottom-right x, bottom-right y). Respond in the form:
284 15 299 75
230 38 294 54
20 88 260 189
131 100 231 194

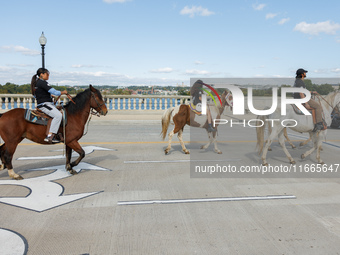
211 131 222 154
0 144 5 170
300 136 311 147
164 130 174 155
267 122 272 151
316 132 325 164
261 125 284 166
302 132 325 164
3 143 23 180
200 131 212 150
278 130 296 164
301 132 316 160
177 129 189 154
283 128 296 149
65 145 74 173
65 141 85 175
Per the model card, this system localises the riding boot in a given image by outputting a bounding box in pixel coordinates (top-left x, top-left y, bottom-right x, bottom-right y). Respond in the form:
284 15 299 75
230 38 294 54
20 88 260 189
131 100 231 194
44 134 61 144
312 122 325 132
208 123 216 132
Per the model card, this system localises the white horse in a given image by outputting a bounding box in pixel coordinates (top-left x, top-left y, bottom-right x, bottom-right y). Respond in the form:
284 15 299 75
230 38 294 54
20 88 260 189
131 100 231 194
161 90 233 154
256 91 340 165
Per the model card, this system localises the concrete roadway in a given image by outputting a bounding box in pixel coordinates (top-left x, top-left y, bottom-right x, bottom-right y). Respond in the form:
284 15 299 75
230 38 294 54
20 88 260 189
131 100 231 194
1 111 340 254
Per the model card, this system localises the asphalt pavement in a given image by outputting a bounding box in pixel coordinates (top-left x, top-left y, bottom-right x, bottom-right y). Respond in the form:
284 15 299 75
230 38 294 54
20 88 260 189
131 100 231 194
1 111 340 255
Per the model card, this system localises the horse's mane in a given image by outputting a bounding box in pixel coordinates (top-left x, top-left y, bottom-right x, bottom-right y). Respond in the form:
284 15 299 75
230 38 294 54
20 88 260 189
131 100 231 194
64 88 91 115
321 90 339 108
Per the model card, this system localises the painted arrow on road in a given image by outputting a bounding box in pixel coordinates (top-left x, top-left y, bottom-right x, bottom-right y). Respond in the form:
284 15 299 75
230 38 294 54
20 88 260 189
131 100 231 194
0 162 110 212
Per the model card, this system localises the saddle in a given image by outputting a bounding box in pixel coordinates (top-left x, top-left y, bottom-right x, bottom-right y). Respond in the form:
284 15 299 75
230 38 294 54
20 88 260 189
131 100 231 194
24 107 67 136
291 104 316 124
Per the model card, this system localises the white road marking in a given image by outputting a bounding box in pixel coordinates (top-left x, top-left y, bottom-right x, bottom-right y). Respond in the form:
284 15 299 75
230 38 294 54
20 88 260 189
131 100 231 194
17 146 114 160
0 228 28 255
124 159 242 164
118 195 296 205
0 162 110 212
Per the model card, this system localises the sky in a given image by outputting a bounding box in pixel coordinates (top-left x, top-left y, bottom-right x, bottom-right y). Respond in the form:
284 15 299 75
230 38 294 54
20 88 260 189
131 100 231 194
1 0 340 86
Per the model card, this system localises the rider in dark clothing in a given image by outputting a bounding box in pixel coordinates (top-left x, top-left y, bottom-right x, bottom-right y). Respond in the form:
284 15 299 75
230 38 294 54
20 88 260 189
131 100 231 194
293 68 324 132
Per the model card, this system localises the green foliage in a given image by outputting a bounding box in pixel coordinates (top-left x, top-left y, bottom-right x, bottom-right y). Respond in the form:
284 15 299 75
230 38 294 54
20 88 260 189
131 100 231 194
177 88 190 95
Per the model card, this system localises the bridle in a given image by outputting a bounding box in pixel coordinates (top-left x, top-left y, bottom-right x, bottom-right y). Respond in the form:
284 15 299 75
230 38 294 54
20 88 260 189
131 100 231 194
90 91 105 116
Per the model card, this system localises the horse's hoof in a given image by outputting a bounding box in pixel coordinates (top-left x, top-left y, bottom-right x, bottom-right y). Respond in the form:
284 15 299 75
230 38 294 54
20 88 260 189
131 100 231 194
0 164 4 170
217 151 222 154
184 150 190 154
301 154 305 159
14 175 24 180
290 160 296 164
69 169 78 175
318 161 325 165
292 146 296 149
268 148 272 151
164 149 169 155
262 163 268 166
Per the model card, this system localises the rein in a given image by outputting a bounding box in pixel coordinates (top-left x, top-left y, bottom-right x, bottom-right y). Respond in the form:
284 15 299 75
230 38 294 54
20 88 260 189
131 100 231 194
83 92 105 136
313 91 340 117
54 93 76 106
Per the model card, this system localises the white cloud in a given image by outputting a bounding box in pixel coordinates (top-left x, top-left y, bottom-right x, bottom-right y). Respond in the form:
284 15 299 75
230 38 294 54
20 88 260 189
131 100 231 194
1 45 40 56
103 0 130 3
278 18 290 25
150 67 174 73
185 69 211 75
331 68 340 73
294 20 340 35
265 13 277 19
195 61 204 65
71 64 101 68
180 6 215 18
253 3 266 11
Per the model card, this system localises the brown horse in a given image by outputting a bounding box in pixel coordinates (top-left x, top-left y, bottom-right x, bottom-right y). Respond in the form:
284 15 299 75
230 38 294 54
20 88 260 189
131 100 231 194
161 90 232 154
0 85 107 180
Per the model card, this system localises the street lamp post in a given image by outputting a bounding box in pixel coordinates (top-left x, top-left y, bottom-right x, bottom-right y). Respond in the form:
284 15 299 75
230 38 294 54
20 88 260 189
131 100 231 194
39 32 47 68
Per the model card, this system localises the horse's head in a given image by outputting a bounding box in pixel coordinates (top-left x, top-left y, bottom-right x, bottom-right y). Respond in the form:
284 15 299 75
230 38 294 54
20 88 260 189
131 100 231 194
222 90 233 111
90 85 108 116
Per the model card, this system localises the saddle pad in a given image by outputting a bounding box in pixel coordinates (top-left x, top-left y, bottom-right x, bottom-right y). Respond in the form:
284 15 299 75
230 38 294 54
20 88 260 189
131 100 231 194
189 102 202 116
24 109 49 125
24 109 67 126
291 104 313 115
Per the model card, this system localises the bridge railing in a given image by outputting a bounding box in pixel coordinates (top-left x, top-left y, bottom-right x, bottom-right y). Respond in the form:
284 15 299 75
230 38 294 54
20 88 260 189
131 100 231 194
0 94 191 111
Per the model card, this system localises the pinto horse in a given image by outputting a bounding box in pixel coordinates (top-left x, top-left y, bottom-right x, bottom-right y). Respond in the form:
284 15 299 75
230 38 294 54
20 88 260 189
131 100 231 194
161 90 232 154
0 85 107 180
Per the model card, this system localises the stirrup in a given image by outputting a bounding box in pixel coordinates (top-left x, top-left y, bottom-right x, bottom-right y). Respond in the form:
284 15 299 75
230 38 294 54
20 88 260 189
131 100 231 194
44 134 61 144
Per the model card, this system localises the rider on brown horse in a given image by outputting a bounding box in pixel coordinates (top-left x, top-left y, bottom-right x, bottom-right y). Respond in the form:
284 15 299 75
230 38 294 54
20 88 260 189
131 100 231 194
30 68 68 143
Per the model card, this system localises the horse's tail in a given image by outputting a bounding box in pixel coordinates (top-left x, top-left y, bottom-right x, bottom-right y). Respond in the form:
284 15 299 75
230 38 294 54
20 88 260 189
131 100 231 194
256 115 267 155
0 114 2 118
161 107 173 140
